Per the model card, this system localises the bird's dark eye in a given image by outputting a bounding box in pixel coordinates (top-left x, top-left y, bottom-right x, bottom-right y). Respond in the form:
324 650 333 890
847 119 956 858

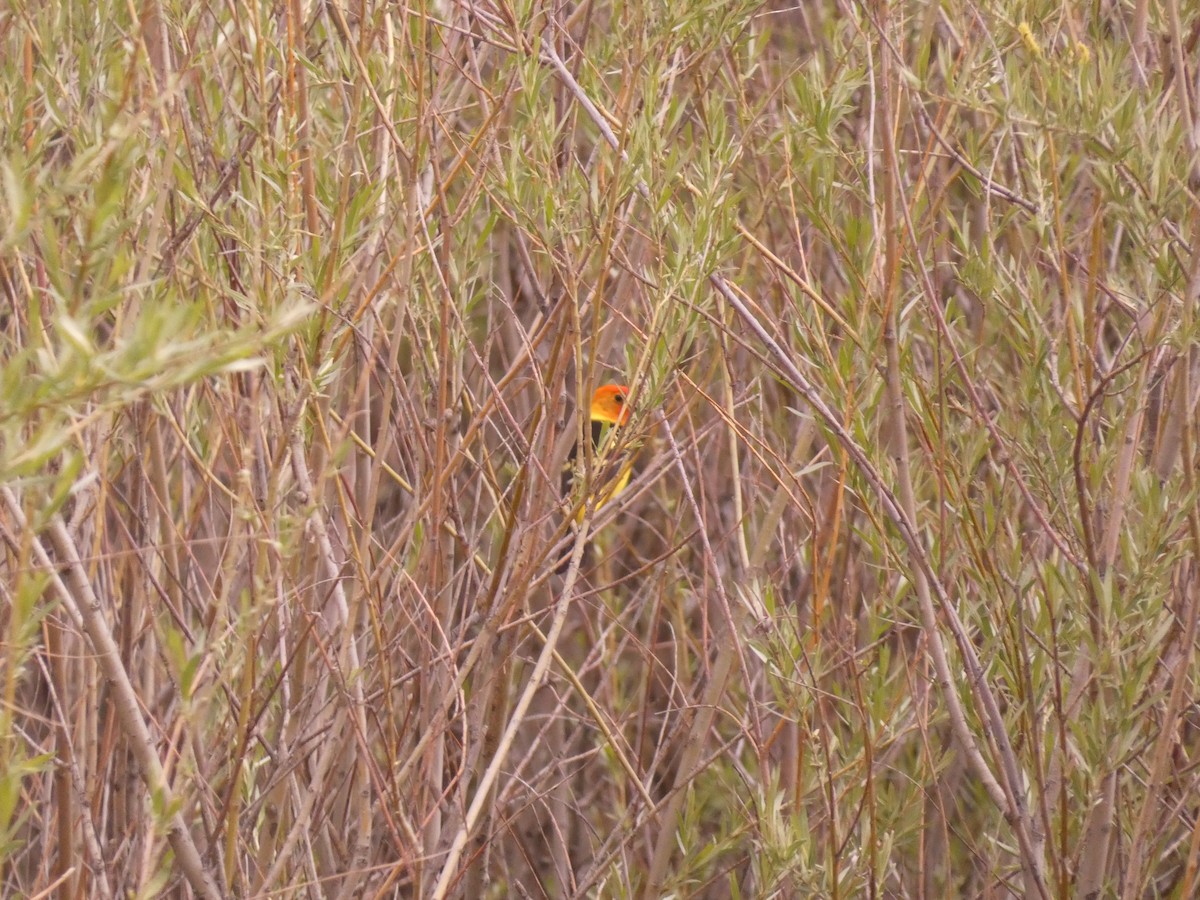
613 393 625 405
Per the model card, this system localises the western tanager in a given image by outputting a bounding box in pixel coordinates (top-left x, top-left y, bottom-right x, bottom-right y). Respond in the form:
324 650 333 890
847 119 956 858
563 384 633 522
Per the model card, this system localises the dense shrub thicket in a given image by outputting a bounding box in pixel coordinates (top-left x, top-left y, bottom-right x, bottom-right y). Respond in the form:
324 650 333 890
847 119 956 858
3 1 1199 896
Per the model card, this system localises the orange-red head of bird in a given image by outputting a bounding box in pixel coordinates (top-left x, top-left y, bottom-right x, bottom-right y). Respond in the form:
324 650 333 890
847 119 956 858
590 384 631 427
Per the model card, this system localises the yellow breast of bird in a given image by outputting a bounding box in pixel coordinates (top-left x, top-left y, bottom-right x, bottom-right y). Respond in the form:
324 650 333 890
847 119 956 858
565 419 632 523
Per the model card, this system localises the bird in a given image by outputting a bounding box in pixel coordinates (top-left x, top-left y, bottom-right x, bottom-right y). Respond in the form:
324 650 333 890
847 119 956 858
562 384 633 524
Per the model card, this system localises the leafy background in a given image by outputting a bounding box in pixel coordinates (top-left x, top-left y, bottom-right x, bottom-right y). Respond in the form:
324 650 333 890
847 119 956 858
3 0 1199 897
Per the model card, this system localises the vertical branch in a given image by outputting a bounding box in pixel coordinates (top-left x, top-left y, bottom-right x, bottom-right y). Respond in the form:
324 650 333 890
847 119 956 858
1121 216 1200 899
287 0 319 241
643 409 748 898
0 490 224 900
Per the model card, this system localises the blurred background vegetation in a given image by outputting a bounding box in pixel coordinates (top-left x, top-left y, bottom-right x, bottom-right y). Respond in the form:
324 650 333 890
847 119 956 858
3 0 1200 896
